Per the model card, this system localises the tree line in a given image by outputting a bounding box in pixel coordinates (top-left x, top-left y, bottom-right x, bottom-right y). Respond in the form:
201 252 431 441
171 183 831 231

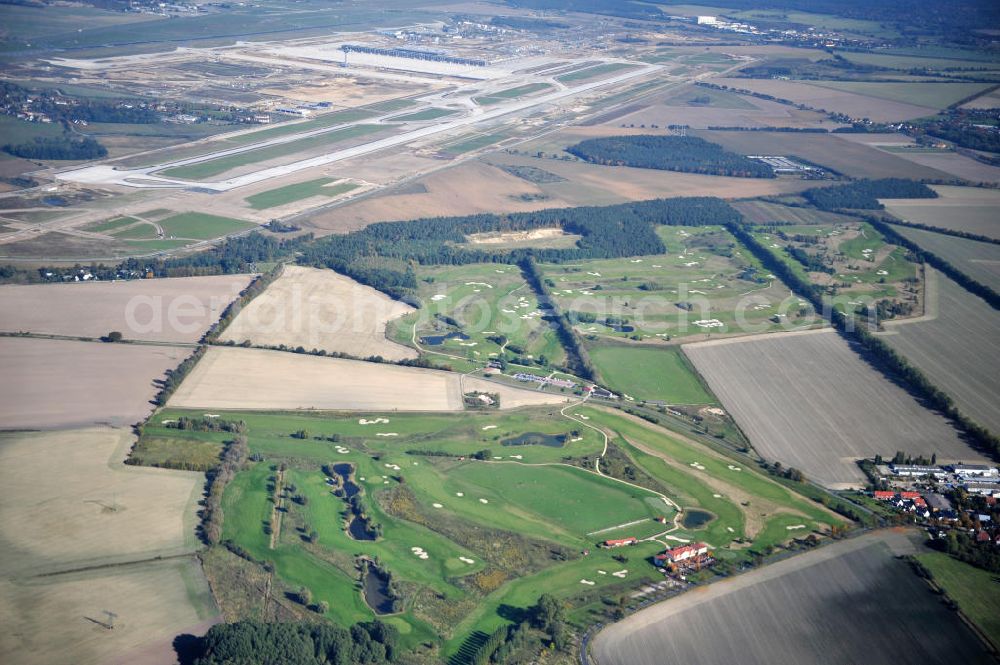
566 135 776 178
189 619 400 665
2 135 107 160
803 178 937 211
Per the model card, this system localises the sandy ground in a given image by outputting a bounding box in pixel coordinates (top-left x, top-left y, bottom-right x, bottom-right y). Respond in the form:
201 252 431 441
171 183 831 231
0 427 213 665
168 346 569 412
884 185 1000 239
0 274 253 343
219 266 418 360
591 530 991 665
0 428 203 576
683 329 983 488
608 96 838 130
0 557 215 665
0 337 191 430
709 78 938 122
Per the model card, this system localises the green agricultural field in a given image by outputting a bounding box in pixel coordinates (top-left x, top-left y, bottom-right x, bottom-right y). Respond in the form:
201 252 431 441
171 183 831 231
474 83 553 106
113 221 160 240
556 62 637 84
389 262 568 369
589 345 716 405
805 80 994 109
441 132 509 156
244 178 359 210
129 431 227 471
159 124 386 181
663 87 757 110
159 212 256 240
387 108 457 122
539 225 812 343
87 216 140 234
916 552 1000 644
224 109 377 146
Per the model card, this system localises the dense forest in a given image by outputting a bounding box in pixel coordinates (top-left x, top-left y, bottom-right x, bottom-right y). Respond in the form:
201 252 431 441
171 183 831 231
803 178 937 210
189 620 399 665
297 197 742 299
2 135 107 160
566 135 775 178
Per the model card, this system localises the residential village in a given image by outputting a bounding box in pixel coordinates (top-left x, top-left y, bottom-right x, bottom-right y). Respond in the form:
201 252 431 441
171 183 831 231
865 460 1000 555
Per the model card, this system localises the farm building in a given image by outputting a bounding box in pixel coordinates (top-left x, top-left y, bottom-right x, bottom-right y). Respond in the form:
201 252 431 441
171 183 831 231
890 464 946 478
966 482 1000 497
604 537 638 548
873 490 896 501
900 491 922 500
951 464 999 478
655 542 710 565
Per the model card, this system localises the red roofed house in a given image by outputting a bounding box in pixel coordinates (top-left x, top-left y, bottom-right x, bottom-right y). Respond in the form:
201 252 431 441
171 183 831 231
873 491 896 501
900 491 921 500
977 530 992 543
657 542 710 564
604 537 637 548
913 497 927 508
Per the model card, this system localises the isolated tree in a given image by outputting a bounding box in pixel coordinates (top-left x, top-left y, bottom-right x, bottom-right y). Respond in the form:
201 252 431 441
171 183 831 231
103 331 123 343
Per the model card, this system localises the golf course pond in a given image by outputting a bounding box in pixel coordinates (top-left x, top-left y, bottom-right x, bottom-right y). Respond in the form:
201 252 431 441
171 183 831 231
501 432 566 448
681 509 715 529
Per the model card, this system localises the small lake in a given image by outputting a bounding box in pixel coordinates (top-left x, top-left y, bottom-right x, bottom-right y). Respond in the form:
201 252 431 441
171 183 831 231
606 323 635 333
41 196 69 207
332 463 374 540
332 463 360 498
362 564 395 615
681 509 714 529
501 432 566 448
419 331 470 346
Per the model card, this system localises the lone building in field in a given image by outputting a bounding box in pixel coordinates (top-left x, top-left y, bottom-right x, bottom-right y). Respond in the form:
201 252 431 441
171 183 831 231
603 537 637 548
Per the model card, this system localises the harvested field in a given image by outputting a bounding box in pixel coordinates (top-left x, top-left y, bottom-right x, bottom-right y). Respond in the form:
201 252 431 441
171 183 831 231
0 274 252 342
683 329 981 488
0 337 190 430
877 150 1000 184
0 557 216 665
693 130 954 180
880 268 1000 433
219 266 417 360
711 78 938 122
884 186 1000 239
894 226 1000 292
167 346 569 411
806 80 994 109
0 427 203 576
592 531 993 665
